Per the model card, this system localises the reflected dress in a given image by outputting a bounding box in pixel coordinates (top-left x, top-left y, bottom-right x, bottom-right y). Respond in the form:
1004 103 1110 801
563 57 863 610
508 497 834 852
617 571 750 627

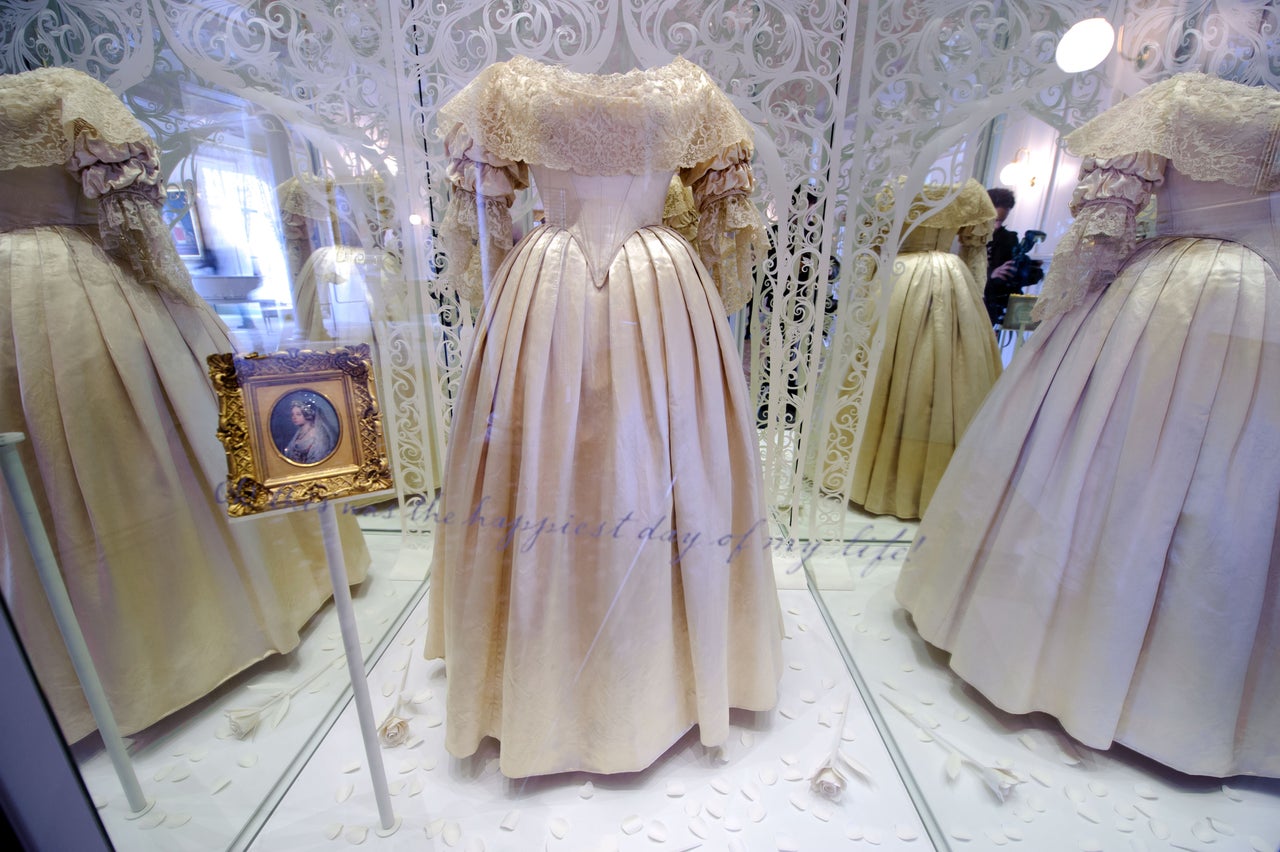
0 68 370 741
896 75 1280 777
849 180 1002 519
424 56 783 778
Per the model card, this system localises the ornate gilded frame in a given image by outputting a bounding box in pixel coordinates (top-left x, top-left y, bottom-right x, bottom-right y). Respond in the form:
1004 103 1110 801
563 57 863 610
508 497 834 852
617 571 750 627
207 345 393 517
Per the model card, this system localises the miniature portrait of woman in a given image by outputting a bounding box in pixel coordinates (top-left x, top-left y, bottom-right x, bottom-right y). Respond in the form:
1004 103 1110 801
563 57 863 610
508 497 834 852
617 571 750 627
273 391 339 464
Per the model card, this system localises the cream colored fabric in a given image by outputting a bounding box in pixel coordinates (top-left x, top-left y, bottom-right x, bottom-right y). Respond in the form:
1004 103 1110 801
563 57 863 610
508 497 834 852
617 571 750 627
0 68 370 741
896 84 1280 777
844 180 1001 520
425 58 783 778
1036 73 1280 322
435 55 767 313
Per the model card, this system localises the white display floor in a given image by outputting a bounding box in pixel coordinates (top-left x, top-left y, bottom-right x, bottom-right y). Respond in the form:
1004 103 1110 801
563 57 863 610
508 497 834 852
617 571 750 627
803 512 1280 852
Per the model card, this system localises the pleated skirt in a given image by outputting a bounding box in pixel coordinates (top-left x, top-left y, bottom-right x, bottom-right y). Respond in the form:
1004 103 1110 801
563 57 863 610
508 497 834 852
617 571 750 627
896 236 1280 778
850 250 1003 519
0 224 370 741
426 224 783 777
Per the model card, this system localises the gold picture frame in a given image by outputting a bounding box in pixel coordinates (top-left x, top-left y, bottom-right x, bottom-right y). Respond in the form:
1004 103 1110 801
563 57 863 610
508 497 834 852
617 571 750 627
207 345 393 517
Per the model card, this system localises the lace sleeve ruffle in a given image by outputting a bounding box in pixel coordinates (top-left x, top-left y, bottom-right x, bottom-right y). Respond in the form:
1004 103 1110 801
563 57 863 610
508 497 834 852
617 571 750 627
69 126 200 305
437 124 530 303
957 220 994 295
1033 151 1166 322
685 142 766 314
662 176 699 244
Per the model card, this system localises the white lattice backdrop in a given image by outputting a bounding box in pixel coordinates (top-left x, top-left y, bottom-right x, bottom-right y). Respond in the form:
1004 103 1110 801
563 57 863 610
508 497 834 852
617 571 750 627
4 0 1277 543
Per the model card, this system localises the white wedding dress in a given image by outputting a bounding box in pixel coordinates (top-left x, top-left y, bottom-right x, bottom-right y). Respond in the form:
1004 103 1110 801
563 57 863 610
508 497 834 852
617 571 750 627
0 68 370 741
424 56 783 778
896 75 1280 778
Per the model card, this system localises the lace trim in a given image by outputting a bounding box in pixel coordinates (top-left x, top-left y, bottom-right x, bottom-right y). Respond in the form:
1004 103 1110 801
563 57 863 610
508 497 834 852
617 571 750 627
1032 152 1166 323
0 67 150 170
878 178 997 232
437 55 756 176
438 189 514 305
696 192 766 315
1064 73 1280 192
662 176 699 244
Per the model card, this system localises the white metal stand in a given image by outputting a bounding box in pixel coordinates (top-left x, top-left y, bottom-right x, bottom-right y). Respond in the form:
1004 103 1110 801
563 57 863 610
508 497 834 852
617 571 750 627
0 433 152 816
317 500 399 835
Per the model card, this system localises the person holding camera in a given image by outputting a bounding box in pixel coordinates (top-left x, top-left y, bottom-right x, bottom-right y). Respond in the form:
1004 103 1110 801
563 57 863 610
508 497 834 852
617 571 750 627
983 187 1044 325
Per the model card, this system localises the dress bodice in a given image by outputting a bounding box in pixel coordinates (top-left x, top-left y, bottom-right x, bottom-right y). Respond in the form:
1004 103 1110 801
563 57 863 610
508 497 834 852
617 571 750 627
532 166 673 284
0 165 97 232
900 226 957 254
1156 165 1280 272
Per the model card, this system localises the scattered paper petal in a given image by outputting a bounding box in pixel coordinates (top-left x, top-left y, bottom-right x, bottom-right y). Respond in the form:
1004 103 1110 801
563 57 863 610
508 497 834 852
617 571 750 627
705 799 725 819
776 836 800 852
324 823 343 840
865 828 884 845
343 761 361 774
1248 836 1270 851
822 677 836 689
238 754 258 769
724 815 743 832
951 827 973 842
170 768 190 783
1027 795 1046 813
336 783 354 803
665 782 685 798
442 822 461 846
424 714 443 728
1208 817 1235 836
1018 734 1038 752
788 661 804 671
579 781 594 799
388 780 404 795
409 778 423 797
789 793 807 812
1134 783 1158 800
954 709 970 722
1222 785 1244 801
621 815 643 835
1066 786 1087 804
749 804 767 823
1078 840 1102 852
420 755 438 771
984 828 1009 846
688 817 709 838
741 782 761 802
646 821 667 842
138 812 165 831
92 795 108 810
1149 819 1170 840
1030 770 1053 787
1076 805 1100 824
896 824 919 841
1088 781 1108 797
464 838 484 852
846 824 864 840
784 768 805 782
1191 821 1216 843
759 768 778 786
548 817 569 839
381 683 395 698
397 760 415 775
345 826 367 845
683 800 700 818
712 776 732 793
800 690 817 704
1003 825 1023 841
780 754 798 766
167 814 192 828
740 731 755 747
1114 803 1137 820
945 752 963 782
779 705 798 719
153 766 173 782
211 777 231 794
189 748 208 762
812 804 833 822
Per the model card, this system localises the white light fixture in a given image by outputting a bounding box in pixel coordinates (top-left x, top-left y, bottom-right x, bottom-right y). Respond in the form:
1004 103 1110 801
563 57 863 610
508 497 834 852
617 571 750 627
1055 17 1115 74
999 148 1036 188
408 212 423 226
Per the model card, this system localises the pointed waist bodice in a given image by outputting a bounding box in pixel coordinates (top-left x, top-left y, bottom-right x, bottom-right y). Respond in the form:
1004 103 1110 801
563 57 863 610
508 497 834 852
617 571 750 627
531 166 674 283
0 165 97 233
1156 165 1280 271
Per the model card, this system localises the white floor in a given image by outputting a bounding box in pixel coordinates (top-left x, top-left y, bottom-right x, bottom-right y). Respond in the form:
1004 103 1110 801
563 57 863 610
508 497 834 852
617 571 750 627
805 526 1280 852
76 511 1280 852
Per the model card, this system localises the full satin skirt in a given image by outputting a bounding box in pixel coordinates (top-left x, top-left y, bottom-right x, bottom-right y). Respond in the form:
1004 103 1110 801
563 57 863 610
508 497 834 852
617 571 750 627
0 225 371 741
426 224 783 777
850 251 1002 519
896 236 1280 778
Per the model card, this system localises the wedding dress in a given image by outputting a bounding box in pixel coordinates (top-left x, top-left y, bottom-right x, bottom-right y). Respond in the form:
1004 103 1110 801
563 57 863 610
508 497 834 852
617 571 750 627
847 179 1002 519
0 68 370 741
896 74 1280 778
424 55 783 778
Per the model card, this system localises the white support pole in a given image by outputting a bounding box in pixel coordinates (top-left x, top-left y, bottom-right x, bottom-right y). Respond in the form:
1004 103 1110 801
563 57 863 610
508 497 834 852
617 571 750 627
0 433 151 816
317 500 398 834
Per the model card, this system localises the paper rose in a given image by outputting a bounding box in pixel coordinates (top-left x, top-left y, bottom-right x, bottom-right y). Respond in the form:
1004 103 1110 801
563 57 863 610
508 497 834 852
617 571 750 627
378 713 411 748
224 706 265 740
809 761 848 801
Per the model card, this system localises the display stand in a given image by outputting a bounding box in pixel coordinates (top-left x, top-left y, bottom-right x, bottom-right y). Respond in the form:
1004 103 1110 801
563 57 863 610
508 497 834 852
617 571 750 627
0 433 153 817
317 499 399 836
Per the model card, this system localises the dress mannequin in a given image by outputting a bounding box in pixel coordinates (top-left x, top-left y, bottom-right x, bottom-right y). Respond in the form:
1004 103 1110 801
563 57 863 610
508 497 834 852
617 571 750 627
896 74 1280 778
0 68 370 741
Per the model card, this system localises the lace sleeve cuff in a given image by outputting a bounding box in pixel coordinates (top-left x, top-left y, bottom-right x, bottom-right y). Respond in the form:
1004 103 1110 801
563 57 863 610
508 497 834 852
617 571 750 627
686 143 766 315
68 129 199 305
957 221 993 292
1033 151 1166 323
437 124 530 303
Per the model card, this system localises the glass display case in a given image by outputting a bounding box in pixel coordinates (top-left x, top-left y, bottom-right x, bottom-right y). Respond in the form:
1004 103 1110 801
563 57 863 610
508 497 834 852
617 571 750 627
1 2 1278 851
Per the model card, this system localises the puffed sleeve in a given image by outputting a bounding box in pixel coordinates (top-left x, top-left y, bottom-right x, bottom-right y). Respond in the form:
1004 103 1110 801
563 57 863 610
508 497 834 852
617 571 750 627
437 123 530 304
70 120 200 306
1033 151 1166 322
683 141 768 315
